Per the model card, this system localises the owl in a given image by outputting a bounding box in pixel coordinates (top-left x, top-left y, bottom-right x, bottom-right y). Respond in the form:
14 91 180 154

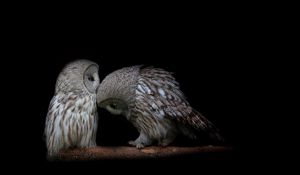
45 59 100 157
97 66 223 149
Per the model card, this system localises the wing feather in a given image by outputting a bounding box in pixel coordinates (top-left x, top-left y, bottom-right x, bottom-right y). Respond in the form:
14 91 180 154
138 67 224 142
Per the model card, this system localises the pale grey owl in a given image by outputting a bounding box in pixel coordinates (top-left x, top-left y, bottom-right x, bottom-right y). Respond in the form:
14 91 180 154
45 59 100 157
97 66 223 149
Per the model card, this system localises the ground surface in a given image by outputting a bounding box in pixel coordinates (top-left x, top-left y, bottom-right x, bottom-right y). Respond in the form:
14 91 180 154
56 146 233 161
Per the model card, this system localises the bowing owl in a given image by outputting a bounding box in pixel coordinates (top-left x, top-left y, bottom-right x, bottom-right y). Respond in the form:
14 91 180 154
97 66 223 149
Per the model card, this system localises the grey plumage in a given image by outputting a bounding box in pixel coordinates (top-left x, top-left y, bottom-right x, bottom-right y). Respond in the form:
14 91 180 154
45 60 100 157
97 66 223 149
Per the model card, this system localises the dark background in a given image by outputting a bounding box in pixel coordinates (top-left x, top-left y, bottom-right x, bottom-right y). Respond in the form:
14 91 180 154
0 1 291 171
28 46 255 165
6 9 272 170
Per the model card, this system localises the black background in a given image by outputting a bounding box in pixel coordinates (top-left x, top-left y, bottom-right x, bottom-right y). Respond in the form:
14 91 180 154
30 46 254 165
4 7 276 171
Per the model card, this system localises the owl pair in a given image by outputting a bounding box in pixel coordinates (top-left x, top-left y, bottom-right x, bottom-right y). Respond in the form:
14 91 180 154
45 59 223 157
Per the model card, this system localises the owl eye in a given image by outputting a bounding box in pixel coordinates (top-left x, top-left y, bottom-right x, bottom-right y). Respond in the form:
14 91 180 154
110 103 117 109
88 75 95 82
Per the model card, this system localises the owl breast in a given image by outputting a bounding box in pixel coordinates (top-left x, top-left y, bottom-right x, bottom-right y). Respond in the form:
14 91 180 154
45 92 98 156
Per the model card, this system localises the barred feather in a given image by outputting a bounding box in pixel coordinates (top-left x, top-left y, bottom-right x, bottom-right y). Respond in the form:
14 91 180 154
45 92 98 157
183 109 224 142
135 67 223 142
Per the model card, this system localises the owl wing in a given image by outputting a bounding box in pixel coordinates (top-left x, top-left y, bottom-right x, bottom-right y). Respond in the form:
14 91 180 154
138 67 224 142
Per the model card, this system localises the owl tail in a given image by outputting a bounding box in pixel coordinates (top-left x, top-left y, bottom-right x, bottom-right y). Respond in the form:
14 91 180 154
186 109 225 143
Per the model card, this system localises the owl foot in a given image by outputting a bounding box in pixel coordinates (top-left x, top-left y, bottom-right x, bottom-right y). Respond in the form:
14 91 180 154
128 140 145 149
136 143 145 149
128 140 136 146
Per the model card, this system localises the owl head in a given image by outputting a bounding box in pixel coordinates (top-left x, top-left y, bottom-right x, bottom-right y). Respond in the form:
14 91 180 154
55 59 100 94
96 66 141 116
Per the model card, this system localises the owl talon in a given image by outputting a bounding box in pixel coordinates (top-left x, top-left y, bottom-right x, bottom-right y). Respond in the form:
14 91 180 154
128 140 145 149
128 140 136 146
136 143 145 149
